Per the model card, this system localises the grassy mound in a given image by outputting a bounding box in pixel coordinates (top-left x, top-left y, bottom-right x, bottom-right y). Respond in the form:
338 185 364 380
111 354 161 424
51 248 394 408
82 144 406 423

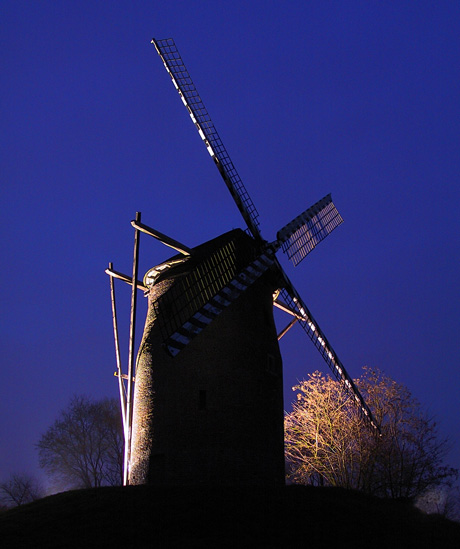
1 484 460 547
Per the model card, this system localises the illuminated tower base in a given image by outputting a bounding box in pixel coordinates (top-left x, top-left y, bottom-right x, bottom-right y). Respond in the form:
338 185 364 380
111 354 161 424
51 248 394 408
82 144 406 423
129 230 284 486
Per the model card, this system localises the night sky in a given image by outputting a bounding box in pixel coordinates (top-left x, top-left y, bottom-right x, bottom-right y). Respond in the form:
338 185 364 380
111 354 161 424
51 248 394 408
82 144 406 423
1 2 459 489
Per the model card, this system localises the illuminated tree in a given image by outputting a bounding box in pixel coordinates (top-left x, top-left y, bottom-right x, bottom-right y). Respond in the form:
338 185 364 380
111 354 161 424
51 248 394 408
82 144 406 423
285 367 457 498
0 473 43 507
37 396 123 490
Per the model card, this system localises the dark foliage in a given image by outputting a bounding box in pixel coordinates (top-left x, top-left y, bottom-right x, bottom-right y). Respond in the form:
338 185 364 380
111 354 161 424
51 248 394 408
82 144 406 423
1 484 460 548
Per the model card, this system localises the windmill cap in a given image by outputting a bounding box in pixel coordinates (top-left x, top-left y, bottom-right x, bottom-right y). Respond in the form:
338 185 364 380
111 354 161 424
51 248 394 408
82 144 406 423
143 229 257 288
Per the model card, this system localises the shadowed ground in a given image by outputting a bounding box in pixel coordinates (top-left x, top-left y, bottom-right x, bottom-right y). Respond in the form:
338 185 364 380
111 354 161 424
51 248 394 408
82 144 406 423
1 484 460 547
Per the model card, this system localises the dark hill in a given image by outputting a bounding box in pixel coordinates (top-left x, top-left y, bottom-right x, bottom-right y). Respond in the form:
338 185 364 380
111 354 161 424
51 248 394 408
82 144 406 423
1 484 460 548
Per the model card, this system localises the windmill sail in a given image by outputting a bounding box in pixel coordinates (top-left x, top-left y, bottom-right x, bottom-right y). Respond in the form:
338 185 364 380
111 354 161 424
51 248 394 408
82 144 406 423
275 262 379 431
277 194 343 267
164 247 276 356
142 230 270 356
152 38 262 241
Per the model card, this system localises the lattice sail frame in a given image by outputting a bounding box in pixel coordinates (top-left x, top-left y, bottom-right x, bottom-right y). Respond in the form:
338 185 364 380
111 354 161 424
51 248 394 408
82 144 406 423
149 239 238 341
161 249 276 356
152 38 261 240
278 194 343 267
275 263 378 431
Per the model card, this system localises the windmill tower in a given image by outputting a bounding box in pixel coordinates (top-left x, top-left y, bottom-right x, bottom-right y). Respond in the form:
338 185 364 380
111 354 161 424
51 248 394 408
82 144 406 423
107 38 379 487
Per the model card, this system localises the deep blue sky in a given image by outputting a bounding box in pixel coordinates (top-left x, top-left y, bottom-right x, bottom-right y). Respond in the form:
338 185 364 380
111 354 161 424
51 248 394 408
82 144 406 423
1 2 459 487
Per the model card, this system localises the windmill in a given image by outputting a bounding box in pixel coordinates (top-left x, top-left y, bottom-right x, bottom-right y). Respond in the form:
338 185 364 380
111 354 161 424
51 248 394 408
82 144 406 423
107 38 379 487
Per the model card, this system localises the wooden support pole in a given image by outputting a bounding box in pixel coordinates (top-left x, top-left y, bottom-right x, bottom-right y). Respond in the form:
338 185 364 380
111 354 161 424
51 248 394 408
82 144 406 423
123 212 141 486
109 262 128 438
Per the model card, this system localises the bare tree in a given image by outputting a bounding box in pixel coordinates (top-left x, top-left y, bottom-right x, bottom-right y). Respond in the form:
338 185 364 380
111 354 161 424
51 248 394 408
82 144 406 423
0 473 43 507
284 371 370 489
37 396 123 490
285 367 457 498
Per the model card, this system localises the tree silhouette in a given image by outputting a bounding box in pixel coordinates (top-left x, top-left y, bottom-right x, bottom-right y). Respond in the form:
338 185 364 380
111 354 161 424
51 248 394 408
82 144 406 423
0 473 43 507
37 396 123 489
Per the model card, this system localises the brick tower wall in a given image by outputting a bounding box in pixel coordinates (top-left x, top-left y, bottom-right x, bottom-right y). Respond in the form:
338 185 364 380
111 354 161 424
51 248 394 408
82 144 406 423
129 230 285 486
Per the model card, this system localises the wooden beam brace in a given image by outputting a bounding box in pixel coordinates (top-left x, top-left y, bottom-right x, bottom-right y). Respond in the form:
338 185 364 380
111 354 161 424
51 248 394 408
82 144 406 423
273 297 304 320
105 266 148 292
130 219 192 256
277 317 298 341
